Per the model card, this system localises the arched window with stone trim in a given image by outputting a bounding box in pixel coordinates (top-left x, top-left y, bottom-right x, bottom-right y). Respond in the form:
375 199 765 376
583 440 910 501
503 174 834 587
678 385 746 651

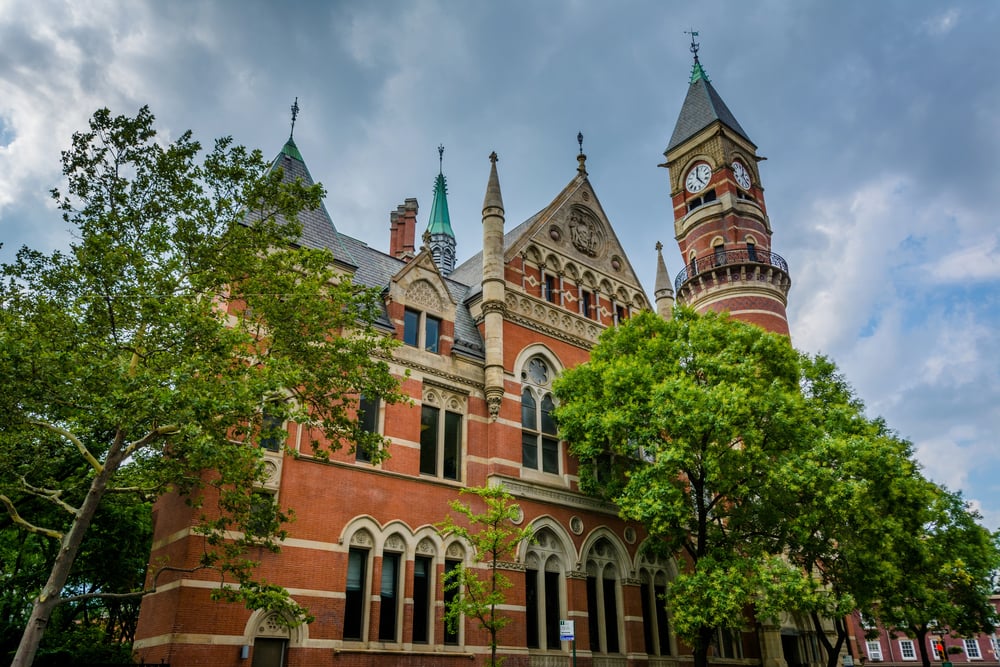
524 527 568 651
442 540 467 646
378 533 406 641
585 537 624 654
520 356 559 474
343 528 375 641
411 537 437 645
248 612 292 667
637 549 674 657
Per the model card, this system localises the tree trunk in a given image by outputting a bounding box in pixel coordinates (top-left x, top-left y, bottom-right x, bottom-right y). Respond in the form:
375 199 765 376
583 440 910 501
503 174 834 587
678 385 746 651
916 627 932 667
11 436 128 667
813 610 849 667
693 625 714 667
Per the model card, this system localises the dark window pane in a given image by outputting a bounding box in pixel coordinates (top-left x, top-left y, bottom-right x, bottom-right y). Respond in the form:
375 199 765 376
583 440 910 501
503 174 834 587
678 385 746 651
586 576 600 652
260 410 283 452
412 556 431 643
654 584 670 655
404 309 420 347
248 492 276 537
522 432 538 469
540 395 556 434
582 291 592 318
344 549 367 640
545 570 561 649
420 406 438 475
603 577 619 653
544 274 557 303
424 315 441 353
521 390 537 431
357 395 378 462
525 569 539 648
641 582 654 654
444 560 460 645
379 553 399 640
714 244 726 266
443 411 462 481
747 242 758 262
542 437 559 474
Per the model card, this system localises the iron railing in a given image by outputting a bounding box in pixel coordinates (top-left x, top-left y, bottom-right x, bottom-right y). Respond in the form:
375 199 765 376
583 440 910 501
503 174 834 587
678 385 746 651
674 246 789 292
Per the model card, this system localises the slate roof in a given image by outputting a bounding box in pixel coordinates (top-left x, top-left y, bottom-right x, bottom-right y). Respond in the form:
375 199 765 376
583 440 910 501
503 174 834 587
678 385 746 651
450 209 545 303
270 139 485 360
665 69 753 153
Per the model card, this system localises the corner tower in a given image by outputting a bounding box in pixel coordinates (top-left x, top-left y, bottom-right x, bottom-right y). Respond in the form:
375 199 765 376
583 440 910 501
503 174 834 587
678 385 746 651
663 34 791 335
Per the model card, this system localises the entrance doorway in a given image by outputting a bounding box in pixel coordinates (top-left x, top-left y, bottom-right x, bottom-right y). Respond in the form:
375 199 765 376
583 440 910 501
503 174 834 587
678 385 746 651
251 637 287 667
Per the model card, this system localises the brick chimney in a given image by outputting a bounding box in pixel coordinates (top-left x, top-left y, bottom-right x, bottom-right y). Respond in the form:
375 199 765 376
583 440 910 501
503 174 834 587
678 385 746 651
389 198 418 261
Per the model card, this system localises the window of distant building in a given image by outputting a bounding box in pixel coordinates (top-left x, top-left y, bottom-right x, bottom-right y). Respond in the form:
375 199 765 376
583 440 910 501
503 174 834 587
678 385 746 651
521 356 559 474
900 639 917 661
419 387 464 481
403 307 441 353
965 639 982 660
867 640 884 661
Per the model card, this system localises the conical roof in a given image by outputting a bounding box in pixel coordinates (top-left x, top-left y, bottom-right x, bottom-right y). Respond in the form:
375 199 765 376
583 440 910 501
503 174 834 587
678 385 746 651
268 136 356 265
426 171 454 237
666 57 753 153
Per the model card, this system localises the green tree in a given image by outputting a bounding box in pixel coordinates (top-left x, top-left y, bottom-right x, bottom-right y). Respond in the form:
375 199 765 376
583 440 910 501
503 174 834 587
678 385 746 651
876 488 1000 667
438 485 534 667
0 106 404 666
777 356 933 667
554 308 817 667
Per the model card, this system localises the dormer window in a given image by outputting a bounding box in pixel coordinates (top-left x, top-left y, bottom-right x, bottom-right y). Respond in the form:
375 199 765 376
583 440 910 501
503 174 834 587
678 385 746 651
404 308 441 353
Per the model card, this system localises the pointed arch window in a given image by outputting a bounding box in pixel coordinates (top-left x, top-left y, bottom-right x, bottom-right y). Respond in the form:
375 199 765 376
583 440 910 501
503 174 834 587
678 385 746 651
585 539 623 654
525 529 566 651
521 357 559 474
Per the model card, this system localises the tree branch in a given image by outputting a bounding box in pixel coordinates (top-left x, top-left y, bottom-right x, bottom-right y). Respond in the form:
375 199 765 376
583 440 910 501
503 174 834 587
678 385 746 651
30 420 103 472
122 424 181 458
20 477 81 516
0 494 64 540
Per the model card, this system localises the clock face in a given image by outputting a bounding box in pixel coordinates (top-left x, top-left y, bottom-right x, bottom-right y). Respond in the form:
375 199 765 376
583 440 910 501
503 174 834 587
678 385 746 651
526 358 549 385
732 160 751 189
685 163 711 193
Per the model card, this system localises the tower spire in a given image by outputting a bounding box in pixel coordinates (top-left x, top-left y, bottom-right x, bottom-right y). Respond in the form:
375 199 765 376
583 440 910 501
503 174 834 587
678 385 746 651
426 144 456 275
289 97 299 139
684 29 710 83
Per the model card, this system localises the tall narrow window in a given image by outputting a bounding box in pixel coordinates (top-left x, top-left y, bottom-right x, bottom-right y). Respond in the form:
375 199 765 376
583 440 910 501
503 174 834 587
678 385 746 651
586 575 600 652
714 243 726 267
424 315 441 353
344 548 368 640
420 405 462 480
747 240 758 262
356 394 379 463
525 568 540 649
378 552 400 641
544 570 560 648
259 410 283 452
654 582 670 654
521 357 559 474
602 576 620 653
581 290 593 319
586 541 622 654
443 559 461 645
544 274 557 304
412 556 432 644
403 308 420 347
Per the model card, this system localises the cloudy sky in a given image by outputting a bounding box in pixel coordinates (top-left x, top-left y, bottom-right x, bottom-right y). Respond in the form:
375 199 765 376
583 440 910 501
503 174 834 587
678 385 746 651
2 1 998 528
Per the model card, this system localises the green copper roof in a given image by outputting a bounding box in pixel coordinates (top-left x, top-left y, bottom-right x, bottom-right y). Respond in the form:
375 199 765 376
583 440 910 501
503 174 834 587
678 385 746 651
689 59 710 84
280 136 303 162
427 171 454 238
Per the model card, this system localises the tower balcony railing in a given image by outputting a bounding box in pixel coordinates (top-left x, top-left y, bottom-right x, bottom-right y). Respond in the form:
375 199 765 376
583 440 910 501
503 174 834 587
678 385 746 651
674 246 789 293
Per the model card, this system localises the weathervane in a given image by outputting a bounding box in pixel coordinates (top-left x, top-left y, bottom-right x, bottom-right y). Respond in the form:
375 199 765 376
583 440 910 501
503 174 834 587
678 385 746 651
438 144 444 173
685 28 700 63
577 131 587 174
290 97 300 139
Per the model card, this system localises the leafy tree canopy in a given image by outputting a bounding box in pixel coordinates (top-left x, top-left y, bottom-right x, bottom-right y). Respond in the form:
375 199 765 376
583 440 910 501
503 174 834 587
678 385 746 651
0 106 404 666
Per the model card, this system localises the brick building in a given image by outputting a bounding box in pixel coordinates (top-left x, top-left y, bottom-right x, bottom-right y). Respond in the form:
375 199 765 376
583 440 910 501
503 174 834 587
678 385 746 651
134 45 804 667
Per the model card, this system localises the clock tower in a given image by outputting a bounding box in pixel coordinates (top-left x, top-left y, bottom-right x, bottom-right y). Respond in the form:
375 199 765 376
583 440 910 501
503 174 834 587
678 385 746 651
663 34 791 336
